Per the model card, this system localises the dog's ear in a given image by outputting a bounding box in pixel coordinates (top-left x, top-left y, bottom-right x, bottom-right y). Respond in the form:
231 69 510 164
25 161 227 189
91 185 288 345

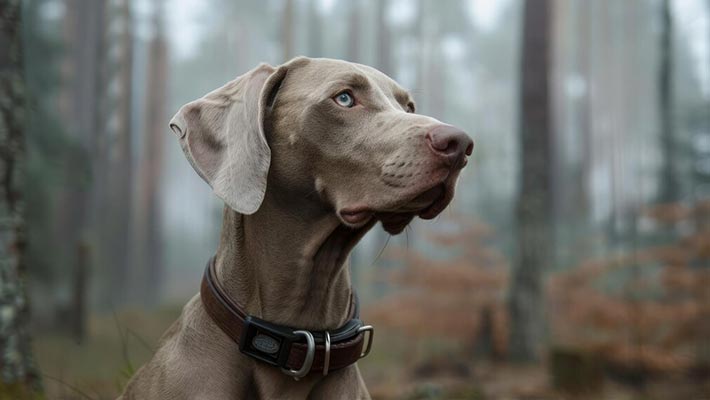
169 64 288 214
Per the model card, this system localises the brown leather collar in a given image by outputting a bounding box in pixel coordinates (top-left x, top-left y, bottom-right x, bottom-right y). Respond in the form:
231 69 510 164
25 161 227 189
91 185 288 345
200 257 374 379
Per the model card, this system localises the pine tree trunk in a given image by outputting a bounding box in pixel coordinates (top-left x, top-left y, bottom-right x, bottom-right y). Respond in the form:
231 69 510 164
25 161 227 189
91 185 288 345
307 0 322 58
282 0 294 61
658 0 676 203
346 0 360 62
375 0 392 76
134 10 166 305
100 0 134 308
57 0 106 311
0 1 43 395
508 0 553 362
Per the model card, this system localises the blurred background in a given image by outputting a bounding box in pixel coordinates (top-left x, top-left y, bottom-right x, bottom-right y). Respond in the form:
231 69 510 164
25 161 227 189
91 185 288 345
1 0 709 398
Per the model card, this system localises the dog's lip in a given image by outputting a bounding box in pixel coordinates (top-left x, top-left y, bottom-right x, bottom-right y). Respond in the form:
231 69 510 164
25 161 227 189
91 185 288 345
418 184 452 219
339 208 375 225
338 170 458 227
371 184 445 234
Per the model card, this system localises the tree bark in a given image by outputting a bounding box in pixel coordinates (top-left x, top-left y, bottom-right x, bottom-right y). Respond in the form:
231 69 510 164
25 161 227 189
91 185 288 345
72 242 88 343
375 0 392 76
658 0 676 203
133 9 166 305
346 0 361 63
508 0 553 362
282 0 294 61
0 0 43 395
307 0 322 58
57 0 106 312
100 0 134 307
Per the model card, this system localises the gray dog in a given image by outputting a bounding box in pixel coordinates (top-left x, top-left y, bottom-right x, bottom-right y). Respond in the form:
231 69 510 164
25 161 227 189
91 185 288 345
120 57 472 399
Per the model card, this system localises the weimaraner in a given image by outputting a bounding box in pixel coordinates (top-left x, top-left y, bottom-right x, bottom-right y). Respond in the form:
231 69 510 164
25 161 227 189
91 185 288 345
120 57 472 399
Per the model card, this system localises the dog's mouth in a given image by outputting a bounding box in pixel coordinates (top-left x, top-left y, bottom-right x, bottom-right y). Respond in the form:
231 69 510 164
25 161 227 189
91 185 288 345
339 176 458 234
375 184 445 233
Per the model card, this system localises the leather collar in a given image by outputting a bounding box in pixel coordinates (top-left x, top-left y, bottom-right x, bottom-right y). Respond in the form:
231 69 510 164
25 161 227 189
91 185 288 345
200 257 374 379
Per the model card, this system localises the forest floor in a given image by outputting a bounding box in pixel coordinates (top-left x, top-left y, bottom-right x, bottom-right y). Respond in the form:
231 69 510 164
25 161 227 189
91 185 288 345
33 307 710 400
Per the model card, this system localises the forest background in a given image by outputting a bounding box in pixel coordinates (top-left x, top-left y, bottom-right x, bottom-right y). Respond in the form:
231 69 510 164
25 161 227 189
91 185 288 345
1 0 709 398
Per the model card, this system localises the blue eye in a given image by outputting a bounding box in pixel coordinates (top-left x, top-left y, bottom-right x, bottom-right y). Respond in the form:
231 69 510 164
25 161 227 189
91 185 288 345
334 91 355 108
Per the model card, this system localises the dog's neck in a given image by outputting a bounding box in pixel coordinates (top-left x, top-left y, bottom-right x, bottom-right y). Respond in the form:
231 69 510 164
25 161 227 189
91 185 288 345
213 194 373 331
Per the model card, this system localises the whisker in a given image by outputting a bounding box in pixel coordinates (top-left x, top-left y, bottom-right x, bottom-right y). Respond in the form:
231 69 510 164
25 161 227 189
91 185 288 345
371 233 392 266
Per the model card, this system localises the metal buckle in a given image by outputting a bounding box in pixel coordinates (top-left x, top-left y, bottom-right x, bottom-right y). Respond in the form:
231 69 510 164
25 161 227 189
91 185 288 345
357 325 374 358
280 330 315 380
322 331 331 376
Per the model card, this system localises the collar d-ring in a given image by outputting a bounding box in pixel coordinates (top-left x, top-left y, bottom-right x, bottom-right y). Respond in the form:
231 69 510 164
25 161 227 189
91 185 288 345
322 331 331 376
280 330 315 380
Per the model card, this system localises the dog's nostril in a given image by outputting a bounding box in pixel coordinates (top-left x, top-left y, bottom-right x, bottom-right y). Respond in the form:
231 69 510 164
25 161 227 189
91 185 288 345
465 142 474 156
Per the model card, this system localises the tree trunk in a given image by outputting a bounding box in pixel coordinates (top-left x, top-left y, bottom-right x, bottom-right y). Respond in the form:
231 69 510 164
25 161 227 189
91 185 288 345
133 9 167 305
508 0 553 362
375 0 392 76
72 242 89 343
346 0 361 63
57 0 106 311
307 0 322 58
658 0 676 203
100 0 134 307
0 1 43 395
282 0 294 61
576 0 592 217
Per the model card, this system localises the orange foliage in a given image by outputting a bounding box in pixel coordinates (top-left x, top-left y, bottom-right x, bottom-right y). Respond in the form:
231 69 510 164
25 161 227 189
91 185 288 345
367 201 710 378
367 216 510 357
549 200 710 375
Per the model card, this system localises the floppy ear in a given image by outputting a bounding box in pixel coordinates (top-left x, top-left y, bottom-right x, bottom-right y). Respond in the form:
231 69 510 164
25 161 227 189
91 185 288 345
169 64 287 214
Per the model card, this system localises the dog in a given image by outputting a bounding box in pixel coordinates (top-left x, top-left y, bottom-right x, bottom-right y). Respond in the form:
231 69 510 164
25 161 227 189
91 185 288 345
119 57 472 399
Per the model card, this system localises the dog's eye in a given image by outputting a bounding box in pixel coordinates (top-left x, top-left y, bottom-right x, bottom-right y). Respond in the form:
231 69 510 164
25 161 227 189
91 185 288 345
334 91 355 108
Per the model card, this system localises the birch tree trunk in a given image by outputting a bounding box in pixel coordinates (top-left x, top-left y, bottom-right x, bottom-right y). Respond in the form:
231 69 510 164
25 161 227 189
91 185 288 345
0 1 43 396
508 0 553 362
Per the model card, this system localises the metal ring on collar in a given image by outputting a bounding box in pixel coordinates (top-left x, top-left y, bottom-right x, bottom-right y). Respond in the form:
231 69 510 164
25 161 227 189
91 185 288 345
322 331 331 376
281 330 315 380
357 325 374 359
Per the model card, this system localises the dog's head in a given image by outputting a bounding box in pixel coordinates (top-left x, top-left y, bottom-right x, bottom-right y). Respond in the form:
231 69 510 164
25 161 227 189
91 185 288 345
170 57 473 234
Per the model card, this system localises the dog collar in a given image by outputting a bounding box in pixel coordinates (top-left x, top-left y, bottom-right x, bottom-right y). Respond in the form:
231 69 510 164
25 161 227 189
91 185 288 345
200 257 374 380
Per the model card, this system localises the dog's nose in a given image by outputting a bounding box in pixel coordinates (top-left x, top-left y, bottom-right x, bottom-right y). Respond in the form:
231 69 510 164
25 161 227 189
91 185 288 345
425 125 474 168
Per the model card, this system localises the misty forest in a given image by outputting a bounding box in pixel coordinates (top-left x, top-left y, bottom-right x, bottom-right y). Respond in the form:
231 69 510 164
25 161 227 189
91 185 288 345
1 0 710 398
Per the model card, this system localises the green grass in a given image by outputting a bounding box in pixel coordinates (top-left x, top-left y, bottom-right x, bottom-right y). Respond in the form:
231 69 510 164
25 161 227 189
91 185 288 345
33 308 486 399
0 382 45 400
33 306 182 400
33 307 703 399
